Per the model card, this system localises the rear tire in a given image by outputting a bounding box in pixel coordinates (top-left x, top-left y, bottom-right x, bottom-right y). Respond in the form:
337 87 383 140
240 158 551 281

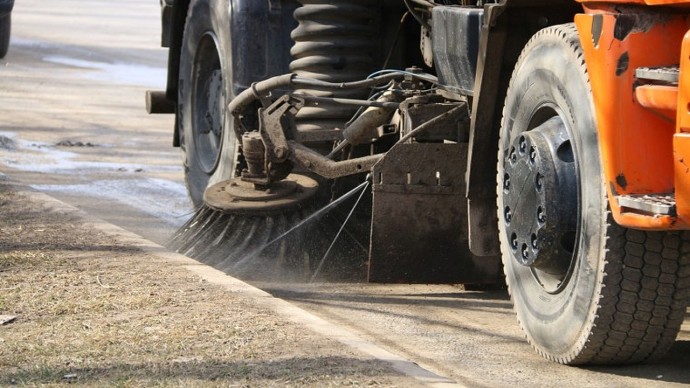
178 0 237 207
497 24 690 365
0 14 11 59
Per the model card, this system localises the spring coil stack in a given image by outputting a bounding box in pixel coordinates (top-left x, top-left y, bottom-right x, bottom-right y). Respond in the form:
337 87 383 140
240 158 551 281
290 0 382 135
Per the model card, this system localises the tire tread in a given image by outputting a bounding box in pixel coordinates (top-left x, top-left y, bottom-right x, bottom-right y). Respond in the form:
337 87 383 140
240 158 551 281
567 220 690 364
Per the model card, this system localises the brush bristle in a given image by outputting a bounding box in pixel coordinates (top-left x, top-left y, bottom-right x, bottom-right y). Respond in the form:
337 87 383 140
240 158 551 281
167 205 368 282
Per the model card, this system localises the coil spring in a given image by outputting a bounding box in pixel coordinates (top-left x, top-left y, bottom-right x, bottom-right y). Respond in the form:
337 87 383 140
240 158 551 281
290 0 382 133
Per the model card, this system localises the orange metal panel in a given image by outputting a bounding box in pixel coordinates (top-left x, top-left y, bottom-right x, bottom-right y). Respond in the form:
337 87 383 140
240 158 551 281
674 32 690 223
677 30 690 133
674 133 690 223
635 85 678 112
578 0 690 6
575 9 690 229
644 0 690 5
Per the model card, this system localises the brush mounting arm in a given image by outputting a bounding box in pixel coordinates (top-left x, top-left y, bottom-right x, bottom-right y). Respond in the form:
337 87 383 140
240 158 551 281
259 94 303 164
288 141 383 179
239 95 302 187
251 92 387 181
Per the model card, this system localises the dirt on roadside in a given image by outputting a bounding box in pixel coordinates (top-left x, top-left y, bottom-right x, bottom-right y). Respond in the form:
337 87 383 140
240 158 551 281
0 179 422 387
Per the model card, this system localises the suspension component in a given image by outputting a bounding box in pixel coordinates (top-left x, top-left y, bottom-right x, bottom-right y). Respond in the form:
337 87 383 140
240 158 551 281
241 131 266 181
290 0 382 133
342 91 401 145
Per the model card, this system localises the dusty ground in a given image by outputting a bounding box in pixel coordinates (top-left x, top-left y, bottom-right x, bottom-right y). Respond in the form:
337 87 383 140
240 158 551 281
0 179 422 387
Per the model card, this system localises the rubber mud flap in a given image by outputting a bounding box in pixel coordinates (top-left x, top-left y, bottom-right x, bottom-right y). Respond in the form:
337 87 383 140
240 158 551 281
368 143 502 284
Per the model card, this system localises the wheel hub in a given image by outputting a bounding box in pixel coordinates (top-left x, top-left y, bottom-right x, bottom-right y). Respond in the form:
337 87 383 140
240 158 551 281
201 69 224 138
192 32 224 174
502 116 577 275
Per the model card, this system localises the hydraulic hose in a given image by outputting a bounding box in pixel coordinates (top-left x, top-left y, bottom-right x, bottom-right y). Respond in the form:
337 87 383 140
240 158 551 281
227 72 436 116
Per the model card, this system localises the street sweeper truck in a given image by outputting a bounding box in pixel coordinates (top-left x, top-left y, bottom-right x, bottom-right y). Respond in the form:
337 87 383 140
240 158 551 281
147 0 690 365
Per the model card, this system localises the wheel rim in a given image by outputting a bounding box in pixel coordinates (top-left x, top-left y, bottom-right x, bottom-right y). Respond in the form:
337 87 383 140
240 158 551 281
501 105 579 294
192 32 224 174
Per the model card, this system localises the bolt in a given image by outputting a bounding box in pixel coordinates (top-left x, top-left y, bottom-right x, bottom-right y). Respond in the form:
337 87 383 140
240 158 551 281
510 233 518 250
529 146 537 164
274 147 288 159
509 147 517 163
537 206 546 223
519 137 527 154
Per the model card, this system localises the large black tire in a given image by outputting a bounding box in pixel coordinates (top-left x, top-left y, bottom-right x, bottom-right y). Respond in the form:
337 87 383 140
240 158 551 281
178 0 237 207
0 14 11 59
497 24 690 365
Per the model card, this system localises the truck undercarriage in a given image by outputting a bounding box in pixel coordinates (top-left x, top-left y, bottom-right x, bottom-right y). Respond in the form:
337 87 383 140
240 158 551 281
150 0 690 365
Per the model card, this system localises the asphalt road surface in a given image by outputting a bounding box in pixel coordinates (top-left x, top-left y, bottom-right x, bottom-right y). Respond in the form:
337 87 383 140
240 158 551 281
1 1 689 386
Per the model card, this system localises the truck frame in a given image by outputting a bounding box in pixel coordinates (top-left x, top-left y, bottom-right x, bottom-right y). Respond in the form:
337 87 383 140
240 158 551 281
149 0 690 365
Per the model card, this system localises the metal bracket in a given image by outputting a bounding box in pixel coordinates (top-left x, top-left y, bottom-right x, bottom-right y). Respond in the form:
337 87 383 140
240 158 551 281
259 94 304 163
288 141 382 179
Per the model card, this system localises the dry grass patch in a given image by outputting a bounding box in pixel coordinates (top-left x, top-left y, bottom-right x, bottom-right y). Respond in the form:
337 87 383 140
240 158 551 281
0 186 418 387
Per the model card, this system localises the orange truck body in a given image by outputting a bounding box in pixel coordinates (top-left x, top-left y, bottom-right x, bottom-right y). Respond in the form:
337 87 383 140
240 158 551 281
576 1 690 229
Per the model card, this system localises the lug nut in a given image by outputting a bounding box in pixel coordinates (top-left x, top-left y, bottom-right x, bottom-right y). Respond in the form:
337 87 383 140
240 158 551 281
504 207 512 223
531 234 538 249
509 147 517 163
510 233 518 250
529 146 537 164
521 243 530 261
503 174 511 192
535 173 543 191
537 206 546 223
519 136 527 154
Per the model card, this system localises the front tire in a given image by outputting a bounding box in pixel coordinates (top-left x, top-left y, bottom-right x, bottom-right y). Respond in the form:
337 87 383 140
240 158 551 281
497 24 690 365
178 0 237 206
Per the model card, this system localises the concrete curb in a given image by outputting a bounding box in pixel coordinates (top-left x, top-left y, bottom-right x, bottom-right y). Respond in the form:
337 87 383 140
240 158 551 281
16 184 460 387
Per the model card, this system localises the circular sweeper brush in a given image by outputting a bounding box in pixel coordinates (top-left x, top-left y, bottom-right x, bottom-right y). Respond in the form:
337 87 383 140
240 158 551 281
169 174 369 281
204 174 318 215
